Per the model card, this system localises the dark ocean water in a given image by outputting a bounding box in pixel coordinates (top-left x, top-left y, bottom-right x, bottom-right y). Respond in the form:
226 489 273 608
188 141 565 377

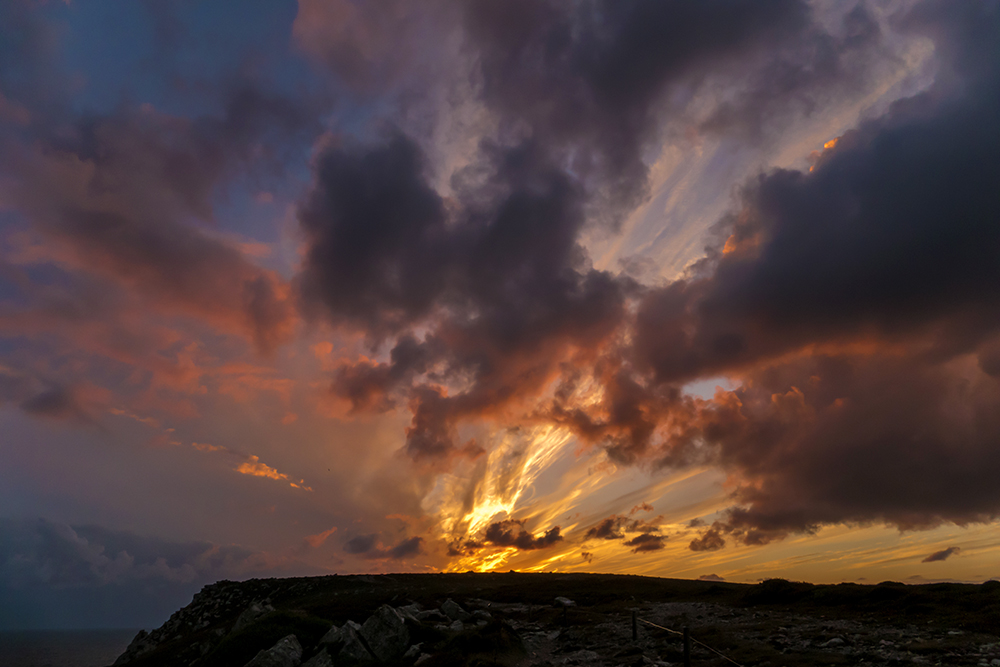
0 629 140 667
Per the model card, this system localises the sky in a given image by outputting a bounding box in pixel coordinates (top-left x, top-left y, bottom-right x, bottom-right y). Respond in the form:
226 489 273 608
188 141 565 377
1 0 999 630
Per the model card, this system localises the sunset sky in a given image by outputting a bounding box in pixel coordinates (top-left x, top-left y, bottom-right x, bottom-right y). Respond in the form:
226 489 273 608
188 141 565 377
2 0 1000 630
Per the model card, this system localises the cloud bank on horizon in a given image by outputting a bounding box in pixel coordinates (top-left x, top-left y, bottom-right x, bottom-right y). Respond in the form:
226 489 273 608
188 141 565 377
1 0 999 627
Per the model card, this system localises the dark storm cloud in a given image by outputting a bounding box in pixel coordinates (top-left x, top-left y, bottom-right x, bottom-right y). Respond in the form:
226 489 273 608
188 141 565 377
463 0 811 215
585 516 625 540
584 512 662 541
603 0 1000 547
0 3 320 357
343 534 379 554
482 519 563 551
698 574 725 582
301 132 627 460
0 518 314 630
298 0 1000 550
922 547 960 563
689 527 726 552
1 86 314 353
623 533 665 553
343 533 424 560
0 367 95 423
632 1 1000 386
0 518 289 589
296 1 876 464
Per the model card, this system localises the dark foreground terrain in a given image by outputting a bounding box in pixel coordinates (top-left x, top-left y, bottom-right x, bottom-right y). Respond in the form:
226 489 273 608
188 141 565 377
112 573 1000 667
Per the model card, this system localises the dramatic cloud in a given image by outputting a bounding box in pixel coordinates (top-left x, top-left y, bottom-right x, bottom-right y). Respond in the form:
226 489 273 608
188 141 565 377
623 533 665 553
584 511 662 542
2 0 998 629
923 547 961 563
635 1 1000 547
343 534 424 560
0 518 312 629
482 520 563 551
690 527 727 552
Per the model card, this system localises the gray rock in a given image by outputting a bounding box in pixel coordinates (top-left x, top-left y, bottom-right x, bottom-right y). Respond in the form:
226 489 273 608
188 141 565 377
326 620 375 663
416 609 450 624
244 634 302 667
301 647 335 667
441 599 473 622
449 620 465 632
554 596 577 607
821 638 845 648
398 602 423 617
404 643 424 659
232 601 275 634
319 624 342 645
472 609 493 622
361 605 411 662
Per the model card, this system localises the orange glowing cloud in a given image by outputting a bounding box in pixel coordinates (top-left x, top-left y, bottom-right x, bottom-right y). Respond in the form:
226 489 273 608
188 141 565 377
236 455 288 480
305 526 338 548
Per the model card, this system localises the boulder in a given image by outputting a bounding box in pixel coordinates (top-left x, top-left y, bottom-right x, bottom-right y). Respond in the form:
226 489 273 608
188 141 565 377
441 599 473 622
415 609 450 624
554 597 576 608
301 647 335 667
319 624 341 645
232 600 275 634
361 604 411 662
244 634 302 667
323 620 376 663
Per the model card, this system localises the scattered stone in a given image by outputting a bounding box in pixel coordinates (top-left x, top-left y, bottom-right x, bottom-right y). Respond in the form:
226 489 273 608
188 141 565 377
231 600 275 634
441 598 473 622
397 603 422 623
244 634 302 667
564 649 599 663
821 637 845 647
416 609 450 624
361 605 411 662
323 620 375 663
449 619 465 632
473 609 493 622
301 648 334 667
404 643 423 658
554 597 577 608
319 624 341 645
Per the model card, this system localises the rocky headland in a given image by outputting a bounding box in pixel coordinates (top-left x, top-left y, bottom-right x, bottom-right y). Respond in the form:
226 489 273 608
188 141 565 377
111 573 1000 667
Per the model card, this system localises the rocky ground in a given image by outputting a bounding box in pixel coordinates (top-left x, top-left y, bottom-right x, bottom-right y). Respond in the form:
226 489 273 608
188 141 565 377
110 573 1000 667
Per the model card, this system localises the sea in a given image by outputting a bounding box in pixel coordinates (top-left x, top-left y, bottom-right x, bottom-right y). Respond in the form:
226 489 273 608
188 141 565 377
0 629 140 667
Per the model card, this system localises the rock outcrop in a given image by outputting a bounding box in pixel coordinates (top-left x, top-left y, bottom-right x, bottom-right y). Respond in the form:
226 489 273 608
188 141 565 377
360 604 411 662
109 573 1000 667
244 634 302 667
300 647 335 667
321 619 376 663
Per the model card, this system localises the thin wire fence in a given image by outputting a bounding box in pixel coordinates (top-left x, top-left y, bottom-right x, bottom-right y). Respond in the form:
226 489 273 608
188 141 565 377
637 617 745 667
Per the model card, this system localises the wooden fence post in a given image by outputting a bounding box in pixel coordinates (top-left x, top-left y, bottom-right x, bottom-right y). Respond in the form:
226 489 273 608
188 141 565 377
683 626 691 667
